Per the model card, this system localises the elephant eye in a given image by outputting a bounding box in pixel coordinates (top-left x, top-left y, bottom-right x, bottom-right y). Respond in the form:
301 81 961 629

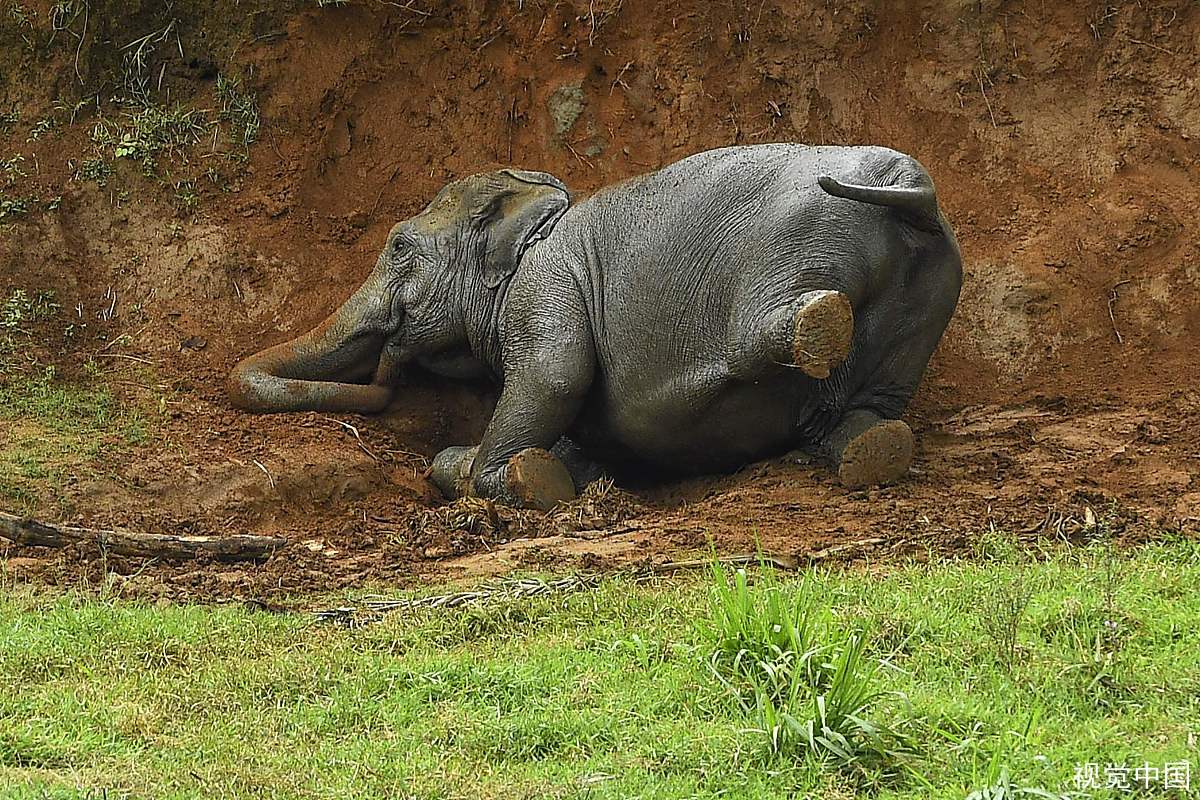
391 236 414 255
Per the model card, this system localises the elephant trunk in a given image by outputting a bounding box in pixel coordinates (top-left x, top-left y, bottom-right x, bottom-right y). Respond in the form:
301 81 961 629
228 269 396 414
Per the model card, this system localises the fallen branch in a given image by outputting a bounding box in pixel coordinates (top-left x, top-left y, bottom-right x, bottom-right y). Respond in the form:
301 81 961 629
0 513 286 562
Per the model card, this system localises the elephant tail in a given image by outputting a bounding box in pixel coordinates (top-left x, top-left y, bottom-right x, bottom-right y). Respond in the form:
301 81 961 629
816 175 938 217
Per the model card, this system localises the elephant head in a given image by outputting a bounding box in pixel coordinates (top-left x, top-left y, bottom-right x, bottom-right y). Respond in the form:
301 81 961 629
228 169 569 413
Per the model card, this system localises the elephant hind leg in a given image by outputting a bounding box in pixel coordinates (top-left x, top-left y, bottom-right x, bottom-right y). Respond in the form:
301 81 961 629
735 290 854 380
550 437 608 490
822 409 914 488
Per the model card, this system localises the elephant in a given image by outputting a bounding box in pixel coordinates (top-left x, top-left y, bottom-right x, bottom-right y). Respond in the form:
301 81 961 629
229 143 962 510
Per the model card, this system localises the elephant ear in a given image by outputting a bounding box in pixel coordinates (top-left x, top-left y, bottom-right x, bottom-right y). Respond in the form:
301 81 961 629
481 169 570 289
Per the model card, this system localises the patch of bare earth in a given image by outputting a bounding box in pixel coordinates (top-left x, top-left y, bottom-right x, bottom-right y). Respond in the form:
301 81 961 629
2 0 1197 599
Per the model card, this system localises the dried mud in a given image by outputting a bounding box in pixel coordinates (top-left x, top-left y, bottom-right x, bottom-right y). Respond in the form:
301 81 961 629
1 0 1198 600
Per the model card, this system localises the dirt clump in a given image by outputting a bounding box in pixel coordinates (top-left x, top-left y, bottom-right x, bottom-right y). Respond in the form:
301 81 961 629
1 0 1198 599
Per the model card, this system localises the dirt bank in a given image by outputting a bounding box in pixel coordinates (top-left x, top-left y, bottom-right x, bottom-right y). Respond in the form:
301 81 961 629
1 0 1197 598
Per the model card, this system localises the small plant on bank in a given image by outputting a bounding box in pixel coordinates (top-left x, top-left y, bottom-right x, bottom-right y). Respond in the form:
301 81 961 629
2 154 27 186
0 195 37 221
0 105 19 130
702 561 916 781
216 73 260 148
74 156 113 187
966 764 1068 800
27 116 58 141
172 178 199 211
92 104 209 174
1 288 59 332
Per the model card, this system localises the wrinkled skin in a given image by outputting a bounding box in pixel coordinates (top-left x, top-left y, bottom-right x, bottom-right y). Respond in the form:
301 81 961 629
230 145 962 510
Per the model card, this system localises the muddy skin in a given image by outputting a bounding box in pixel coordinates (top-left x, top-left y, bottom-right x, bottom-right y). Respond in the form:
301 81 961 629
230 144 962 510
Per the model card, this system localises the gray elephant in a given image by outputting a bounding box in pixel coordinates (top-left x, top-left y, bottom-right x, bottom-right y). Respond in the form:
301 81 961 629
229 144 962 510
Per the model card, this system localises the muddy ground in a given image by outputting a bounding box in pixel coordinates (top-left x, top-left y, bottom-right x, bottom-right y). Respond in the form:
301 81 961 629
1 0 1198 600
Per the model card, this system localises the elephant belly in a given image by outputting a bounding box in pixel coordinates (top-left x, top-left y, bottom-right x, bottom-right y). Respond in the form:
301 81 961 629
575 374 820 475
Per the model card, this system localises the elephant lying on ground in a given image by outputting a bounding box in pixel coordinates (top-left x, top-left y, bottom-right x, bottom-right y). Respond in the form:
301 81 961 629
230 144 962 510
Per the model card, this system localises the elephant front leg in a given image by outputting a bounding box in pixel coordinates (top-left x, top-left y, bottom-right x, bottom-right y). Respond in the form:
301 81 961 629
465 366 590 509
430 437 605 504
428 445 478 501
821 409 914 488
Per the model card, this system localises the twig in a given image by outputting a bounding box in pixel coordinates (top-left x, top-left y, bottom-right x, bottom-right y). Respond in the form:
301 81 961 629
266 122 285 163
314 574 602 626
1124 35 1174 55
655 553 800 572
252 459 275 489
321 416 379 461
564 141 595 170
1108 279 1132 345
474 24 505 52
0 512 285 562
375 0 432 15
73 2 88 85
506 96 518 162
370 160 404 216
977 72 997 128
94 353 156 365
98 324 151 353
382 448 430 467
609 61 634 96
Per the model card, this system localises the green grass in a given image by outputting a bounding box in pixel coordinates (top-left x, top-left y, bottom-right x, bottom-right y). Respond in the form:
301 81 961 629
0 365 150 514
215 73 261 149
1 541 1197 799
0 289 153 513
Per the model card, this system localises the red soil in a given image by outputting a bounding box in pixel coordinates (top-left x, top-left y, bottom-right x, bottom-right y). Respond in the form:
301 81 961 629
1 0 1197 599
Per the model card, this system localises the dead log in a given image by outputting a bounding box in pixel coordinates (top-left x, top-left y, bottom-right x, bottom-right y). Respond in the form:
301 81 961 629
0 513 287 562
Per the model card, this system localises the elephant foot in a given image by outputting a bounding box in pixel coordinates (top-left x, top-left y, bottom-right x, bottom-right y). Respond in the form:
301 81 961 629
791 290 853 379
429 445 478 500
836 419 914 489
506 448 576 511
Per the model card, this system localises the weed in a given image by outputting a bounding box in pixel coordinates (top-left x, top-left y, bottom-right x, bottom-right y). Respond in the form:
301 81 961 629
8 4 34 27
966 765 1067 800
202 165 228 191
0 195 37 222
91 105 208 173
1 289 59 331
119 19 181 107
171 178 198 211
215 74 260 147
48 0 86 39
702 562 914 779
1 154 26 186
0 105 18 130
53 95 97 125
316 0 350 6
73 156 112 187
27 117 58 141
977 565 1036 666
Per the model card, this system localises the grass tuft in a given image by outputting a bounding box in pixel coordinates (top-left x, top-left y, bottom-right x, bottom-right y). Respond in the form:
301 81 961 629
215 74 260 148
702 561 916 781
94 104 209 173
